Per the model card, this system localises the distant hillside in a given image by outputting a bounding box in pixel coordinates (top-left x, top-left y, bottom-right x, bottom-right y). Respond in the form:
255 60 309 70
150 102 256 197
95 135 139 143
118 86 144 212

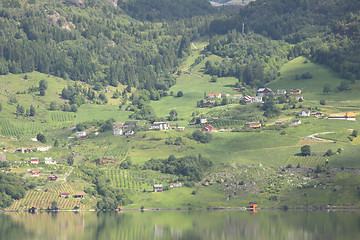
118 0 215 21
208 0 360 81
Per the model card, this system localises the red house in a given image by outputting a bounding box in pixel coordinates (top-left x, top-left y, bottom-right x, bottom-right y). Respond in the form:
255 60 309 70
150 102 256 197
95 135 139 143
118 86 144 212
32 171 40 176
249 201 258 209
201 125 214 132
48 174 58 181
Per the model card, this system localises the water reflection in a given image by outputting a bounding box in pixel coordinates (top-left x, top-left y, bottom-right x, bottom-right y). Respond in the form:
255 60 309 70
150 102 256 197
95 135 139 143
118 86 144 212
0 210 359 240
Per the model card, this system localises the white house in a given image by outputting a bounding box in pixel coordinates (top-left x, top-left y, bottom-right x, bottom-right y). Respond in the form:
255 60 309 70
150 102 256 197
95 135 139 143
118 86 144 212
299 110 310 117
200 117 207 124
36 146 52 152
45 157 56 165
290 120 301 126
149 122 170 130
76 132 86 138
276 89 287 95
113 128 123 136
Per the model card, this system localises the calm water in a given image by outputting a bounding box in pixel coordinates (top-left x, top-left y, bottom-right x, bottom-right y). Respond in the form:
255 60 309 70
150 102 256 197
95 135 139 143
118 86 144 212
1 210 359 240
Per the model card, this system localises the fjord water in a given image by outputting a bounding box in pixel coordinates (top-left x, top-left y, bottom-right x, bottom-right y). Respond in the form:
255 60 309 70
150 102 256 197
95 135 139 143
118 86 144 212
1 210 359 240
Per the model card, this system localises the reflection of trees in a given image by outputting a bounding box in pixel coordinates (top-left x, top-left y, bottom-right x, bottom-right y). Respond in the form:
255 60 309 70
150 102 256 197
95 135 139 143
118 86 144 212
0 214 27 239
1 211 359 239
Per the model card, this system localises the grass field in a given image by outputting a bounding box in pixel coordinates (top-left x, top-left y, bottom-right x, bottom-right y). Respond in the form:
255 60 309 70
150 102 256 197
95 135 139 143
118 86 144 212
75 104 133 123
267 56 360 104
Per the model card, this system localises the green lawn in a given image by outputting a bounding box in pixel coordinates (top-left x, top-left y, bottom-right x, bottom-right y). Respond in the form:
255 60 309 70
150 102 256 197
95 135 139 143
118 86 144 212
267 56 360 104
75 104 133 123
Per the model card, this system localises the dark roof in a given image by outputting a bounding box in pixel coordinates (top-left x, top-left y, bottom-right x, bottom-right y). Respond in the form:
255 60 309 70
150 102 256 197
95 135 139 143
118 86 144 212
249 201 258 204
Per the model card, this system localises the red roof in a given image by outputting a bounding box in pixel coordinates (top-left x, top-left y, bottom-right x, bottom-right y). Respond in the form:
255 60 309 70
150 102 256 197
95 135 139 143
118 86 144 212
201 125 215 132
76 192 85 196
61 192 70 195
32 171 39 175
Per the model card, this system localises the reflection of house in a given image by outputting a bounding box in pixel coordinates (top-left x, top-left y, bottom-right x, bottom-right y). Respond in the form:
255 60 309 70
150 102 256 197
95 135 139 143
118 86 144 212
153 184 163 192
299 110 310 117
201 125 215 132
76 132 86 138
149 122 170 130
246 122 261 129
30 157 39 164
290 89 302 94
60 193 70 198
276 89 286 95
257 88 274 97
290 120 301 126
45 157 56 165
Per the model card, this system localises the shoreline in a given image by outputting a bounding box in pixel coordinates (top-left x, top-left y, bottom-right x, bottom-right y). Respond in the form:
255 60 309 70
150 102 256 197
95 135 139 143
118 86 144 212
2 205 360 213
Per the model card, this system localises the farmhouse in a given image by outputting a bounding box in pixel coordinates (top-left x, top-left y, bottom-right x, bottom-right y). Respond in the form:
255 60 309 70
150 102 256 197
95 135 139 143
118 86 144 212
290 120 301 126
233 94 243 100
346 112 356 120
233 87 240 91
113 128 123 136
207 93 221 99
253 96 263 103
290 89 302 94
275 121 284 125
76 131 86 138
149 122 170 130
17 148 33 153
45 157 56 165
246 122 261 129
296 95 304 101
201 125 215 132
311 112 325 117
276 89 286 95
299 110 310 117
200 117 207 124
257 88 274 97
124 130 135 136
60 192 70 198
48 174 58 181
123 121 138 128
74 192 85 199
153 184 163 192
32 171 40 176
36 146 52 152
249 201 258 209
30 157 39 164
328 112 355 120
243 96 253 103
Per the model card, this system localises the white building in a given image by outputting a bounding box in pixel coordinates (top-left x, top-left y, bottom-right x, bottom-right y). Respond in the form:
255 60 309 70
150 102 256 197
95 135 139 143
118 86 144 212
45 157 56 165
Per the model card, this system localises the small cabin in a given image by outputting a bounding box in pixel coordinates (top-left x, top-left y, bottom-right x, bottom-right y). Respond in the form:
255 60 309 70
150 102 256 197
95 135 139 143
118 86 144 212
32 171 40 176
153 184 163 192
201 125 215 132
60 192 70 198
28 207 37 213
246 122 261 129
74 192 85 199
48 174 57 181
249 202 258 209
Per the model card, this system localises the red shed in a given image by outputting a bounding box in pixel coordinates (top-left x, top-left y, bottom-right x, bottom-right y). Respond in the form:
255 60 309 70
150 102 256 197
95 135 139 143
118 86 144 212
249 202 258 209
